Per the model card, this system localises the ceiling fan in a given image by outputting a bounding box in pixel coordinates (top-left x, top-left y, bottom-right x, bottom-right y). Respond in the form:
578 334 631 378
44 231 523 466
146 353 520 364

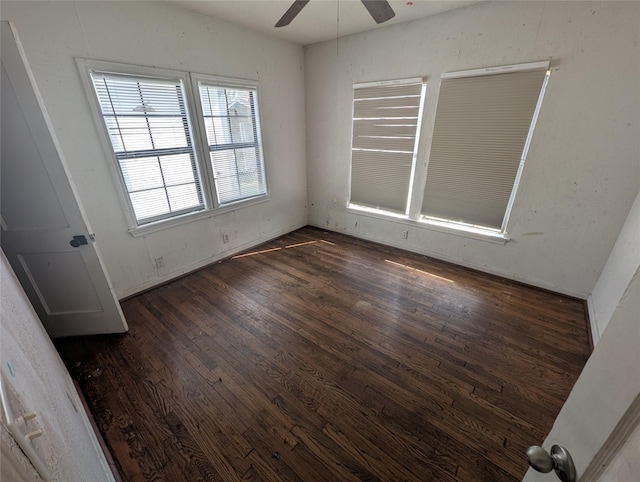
275 0 396 28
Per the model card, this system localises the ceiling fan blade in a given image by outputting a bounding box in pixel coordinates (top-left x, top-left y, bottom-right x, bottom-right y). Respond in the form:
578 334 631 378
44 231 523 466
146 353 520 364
361 0 396 24
275 0 311 28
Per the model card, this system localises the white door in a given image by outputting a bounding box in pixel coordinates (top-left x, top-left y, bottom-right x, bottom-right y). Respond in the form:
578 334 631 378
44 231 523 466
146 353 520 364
0 21 127 338
523 268 640 481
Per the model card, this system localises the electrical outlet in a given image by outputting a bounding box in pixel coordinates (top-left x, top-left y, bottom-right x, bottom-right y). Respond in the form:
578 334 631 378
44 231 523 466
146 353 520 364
401 230 409 239
155 256 165 269
222 232 230 244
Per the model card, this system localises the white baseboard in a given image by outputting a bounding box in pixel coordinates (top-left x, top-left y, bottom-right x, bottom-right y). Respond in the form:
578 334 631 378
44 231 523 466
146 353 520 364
586 294 601 347
118 221 307 299
311 223 590 300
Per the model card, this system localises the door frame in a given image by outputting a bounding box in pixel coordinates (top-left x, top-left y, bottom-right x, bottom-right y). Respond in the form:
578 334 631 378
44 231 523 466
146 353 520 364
581 394 640 480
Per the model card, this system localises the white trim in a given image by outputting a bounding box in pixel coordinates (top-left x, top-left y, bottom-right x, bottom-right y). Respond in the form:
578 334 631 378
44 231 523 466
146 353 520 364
419 217 509 244
118 220 306 299
314 221 588 299
190 72 269 208
348 203 407 220
346 85 355 207
501 69 551 232
77 58 271 237
586 294 601 346
354 77 424 89
76 58 201 229
128 193 270 237
347 204 509 245
441 60 550 79
191 72 260 91
581 394 640 481
184 69 217 212
78 58 193 82
404 81 427 216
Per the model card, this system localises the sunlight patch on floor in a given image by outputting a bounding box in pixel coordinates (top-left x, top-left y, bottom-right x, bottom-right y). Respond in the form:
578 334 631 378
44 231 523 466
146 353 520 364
284 241 318 249
385 259 455 283
232 247 282 259
233 239 327 259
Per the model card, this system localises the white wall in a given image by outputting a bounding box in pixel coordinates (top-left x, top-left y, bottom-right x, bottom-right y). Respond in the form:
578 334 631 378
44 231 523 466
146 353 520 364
3 1 636 301
1 252 113 481
305 1 640 298
588 190 640 342
1 1 308 298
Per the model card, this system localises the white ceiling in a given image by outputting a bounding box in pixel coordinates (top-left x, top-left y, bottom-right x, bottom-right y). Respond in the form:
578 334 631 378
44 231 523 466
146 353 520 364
171 0 483 46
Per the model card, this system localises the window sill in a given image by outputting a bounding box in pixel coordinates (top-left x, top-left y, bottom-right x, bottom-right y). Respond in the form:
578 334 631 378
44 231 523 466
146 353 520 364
418 218 509 244
129 194 270 237
347 204 510 245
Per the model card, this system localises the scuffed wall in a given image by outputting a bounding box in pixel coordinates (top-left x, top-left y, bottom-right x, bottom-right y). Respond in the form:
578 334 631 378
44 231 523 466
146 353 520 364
0 1 308 298
588 191 640 342
305 1 640 298
1 252 113 480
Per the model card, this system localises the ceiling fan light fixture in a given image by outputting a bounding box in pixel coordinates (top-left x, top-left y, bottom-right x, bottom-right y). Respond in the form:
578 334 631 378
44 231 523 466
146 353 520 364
275 0 395 28
275 0 311 28
361 0 396 24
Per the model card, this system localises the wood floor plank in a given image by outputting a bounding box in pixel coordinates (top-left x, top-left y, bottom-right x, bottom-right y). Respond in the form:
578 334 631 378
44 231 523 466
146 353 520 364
56 226 591 481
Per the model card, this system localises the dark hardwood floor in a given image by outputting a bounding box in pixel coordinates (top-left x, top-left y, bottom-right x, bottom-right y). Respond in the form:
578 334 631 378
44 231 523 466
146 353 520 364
56 226 592 481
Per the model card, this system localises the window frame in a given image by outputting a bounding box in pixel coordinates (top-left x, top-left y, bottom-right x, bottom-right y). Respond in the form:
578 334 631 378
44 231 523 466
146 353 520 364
190 73 269 209
420 61 550 234
77 59 270 237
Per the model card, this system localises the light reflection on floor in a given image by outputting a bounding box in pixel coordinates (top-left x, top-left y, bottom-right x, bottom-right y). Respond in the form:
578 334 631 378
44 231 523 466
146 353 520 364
385 259 455 283
232 240 320 259
384 259 484 314
230 241 485 316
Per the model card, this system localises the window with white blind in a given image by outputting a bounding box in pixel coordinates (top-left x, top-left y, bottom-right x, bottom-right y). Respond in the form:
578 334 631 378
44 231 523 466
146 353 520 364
422 62 550 232
349 79 425 214
89 72 204 224
194 79 267 205
79 60 269 233
348 63 549 241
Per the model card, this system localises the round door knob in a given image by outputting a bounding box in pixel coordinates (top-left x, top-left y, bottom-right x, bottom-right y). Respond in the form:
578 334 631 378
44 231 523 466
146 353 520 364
69 235 88 248
526 444 576 482
526 446 554 473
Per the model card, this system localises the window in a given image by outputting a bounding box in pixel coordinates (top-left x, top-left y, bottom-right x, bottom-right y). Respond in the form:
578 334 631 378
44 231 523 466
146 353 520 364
90 72 204 224
195 80 267 205
79 60 268 232
422 63 550 231
349 79 425 214
348 62 549 240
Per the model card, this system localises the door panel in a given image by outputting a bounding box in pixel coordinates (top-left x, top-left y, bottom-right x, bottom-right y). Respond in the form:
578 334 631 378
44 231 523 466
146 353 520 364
18 252 103 315
0 65 68 231
523 268 640 481
0 21 127 337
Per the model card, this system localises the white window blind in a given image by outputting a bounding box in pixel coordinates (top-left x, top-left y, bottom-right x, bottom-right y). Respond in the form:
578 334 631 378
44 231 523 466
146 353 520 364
90 72 204 225
422 67 548 230
197 83 266 205
350 80 424 213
